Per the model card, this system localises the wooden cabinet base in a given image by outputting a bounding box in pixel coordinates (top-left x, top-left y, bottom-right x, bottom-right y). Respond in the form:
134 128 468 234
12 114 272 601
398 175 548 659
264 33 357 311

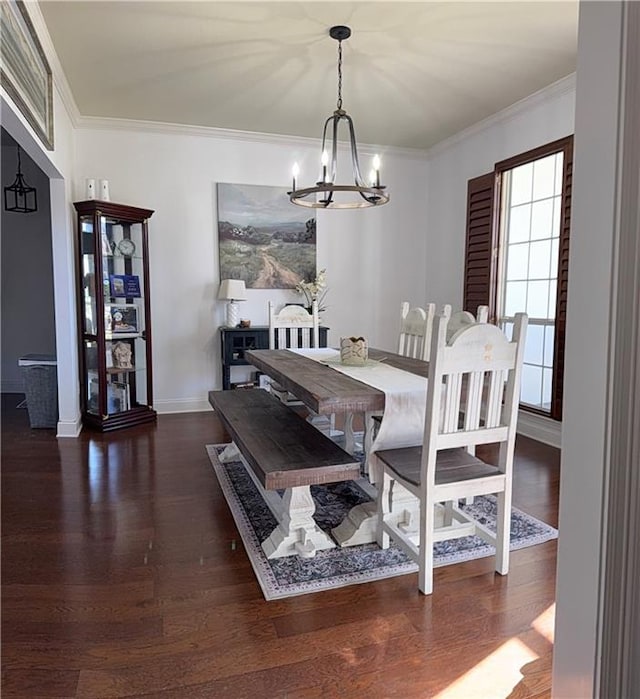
82 406 157 432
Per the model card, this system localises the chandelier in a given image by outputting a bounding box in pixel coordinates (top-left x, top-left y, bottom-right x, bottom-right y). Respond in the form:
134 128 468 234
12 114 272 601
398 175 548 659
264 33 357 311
288 25 389 209
4 146 37 213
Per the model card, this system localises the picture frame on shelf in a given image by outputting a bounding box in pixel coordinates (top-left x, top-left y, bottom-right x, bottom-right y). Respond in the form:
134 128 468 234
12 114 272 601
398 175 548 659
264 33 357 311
109 274 141 298
106 304 138 334
0 1 54 150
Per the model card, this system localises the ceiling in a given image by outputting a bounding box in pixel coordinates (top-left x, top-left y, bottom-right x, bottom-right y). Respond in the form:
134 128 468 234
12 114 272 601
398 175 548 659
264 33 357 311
40 1 578 151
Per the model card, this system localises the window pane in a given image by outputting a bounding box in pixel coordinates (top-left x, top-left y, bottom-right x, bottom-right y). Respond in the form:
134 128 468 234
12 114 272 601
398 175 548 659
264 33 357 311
528 239 552 279
527 280 549 318
543 368 553 408
554 152 564 194
505 281 527 316
521 364 542 406
532 154 556 200
502 321 514 341
548 281 557 320
511 163 533 206
544 324 555 366
524 323 544 365
552 195 562 238
506 243 529 280
550 238 559 279
530 199 554 240
509 204 531 243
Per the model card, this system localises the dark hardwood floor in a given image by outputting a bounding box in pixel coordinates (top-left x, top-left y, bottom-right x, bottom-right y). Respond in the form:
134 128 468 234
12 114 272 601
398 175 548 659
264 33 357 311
1 394 559 698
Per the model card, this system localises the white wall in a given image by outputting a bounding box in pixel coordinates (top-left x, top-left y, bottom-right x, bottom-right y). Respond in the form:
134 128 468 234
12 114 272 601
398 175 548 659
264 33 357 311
74 125 428 412
424 76 576 309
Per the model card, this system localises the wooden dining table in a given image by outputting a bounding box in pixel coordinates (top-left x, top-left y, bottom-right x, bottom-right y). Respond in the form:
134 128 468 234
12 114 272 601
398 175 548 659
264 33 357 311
244 347 429 546
244 347 429 417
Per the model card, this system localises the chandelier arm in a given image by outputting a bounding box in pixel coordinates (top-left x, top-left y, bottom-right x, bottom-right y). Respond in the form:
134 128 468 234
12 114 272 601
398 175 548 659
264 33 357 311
320 115 334 182
331 115 340 183
342 113 367 187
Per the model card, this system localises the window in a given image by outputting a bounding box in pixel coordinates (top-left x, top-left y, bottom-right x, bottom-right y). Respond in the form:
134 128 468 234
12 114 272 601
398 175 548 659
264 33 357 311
463 136 573 420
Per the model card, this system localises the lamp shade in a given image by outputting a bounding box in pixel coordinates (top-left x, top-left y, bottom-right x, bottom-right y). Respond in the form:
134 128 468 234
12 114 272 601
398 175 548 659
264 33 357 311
218 279 247 301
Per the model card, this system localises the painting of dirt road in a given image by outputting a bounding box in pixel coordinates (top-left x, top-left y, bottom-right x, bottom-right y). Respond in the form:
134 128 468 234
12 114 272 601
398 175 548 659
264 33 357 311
217 183 316 289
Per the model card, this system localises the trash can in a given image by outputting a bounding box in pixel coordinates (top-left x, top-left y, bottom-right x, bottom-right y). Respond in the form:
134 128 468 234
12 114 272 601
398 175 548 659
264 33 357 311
18 354 58 428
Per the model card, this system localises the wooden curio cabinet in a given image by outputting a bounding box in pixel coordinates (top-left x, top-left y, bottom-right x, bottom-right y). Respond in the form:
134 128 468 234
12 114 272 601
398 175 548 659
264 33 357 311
74 200 156 431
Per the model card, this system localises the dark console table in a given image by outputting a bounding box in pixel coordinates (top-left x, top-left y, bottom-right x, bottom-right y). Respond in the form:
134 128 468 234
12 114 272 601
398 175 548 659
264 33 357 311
220 326 329 390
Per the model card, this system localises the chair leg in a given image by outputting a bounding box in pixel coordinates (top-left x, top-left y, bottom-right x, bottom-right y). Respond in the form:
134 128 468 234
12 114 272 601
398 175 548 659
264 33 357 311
376 471 392 549
418 496 435 595
495 489 511 575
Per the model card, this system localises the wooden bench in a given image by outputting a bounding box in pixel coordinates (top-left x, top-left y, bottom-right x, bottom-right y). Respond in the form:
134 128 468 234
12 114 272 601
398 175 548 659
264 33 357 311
208 389 360 559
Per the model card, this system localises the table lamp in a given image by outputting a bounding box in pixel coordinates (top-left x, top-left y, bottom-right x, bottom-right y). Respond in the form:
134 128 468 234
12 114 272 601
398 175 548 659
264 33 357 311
218 279 247 327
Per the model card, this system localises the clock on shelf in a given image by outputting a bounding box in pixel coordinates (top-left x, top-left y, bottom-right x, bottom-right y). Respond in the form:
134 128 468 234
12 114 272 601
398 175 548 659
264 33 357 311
117 238 136 257
74 199 155 432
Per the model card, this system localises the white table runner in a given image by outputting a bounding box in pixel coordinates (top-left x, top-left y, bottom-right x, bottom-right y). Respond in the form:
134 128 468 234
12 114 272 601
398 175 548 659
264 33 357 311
292 348 427 483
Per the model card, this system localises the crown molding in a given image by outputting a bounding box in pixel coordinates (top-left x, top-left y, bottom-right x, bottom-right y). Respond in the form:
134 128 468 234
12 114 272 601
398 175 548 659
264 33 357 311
26 2 81 128
426 73 577 158
74 115 429 160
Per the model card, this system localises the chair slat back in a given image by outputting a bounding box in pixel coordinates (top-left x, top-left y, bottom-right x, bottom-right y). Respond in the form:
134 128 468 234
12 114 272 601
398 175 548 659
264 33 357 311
269 302 319 350
398 302 436 360
422 313 527 475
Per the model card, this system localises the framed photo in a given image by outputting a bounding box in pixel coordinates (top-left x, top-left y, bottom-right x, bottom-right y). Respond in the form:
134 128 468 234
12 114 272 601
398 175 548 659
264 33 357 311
109 274 141 298
0 1 54 150
217 183 316 289
106 304 138 334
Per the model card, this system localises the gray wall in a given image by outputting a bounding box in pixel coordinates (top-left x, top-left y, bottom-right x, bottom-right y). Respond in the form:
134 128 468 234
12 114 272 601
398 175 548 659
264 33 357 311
1 133 56 392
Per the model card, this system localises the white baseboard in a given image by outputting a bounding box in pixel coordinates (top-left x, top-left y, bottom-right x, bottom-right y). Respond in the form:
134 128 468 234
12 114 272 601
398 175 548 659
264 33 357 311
57 417 82 438
154 397 213 414
517 410 562 449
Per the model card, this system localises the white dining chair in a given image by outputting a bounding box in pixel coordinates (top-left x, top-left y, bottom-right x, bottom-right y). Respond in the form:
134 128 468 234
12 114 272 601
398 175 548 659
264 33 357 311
445 304 489 342
374 311 528 594
398 302 436 360
363 301 436 461
267 301 319 405
267 301 337 435
268 302 320 351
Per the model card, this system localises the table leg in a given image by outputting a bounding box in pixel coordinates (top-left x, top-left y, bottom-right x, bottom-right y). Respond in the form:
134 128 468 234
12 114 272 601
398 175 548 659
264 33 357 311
262 485 336 559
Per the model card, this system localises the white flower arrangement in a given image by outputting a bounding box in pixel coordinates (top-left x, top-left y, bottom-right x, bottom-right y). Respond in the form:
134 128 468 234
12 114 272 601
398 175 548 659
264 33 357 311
296 268 328 312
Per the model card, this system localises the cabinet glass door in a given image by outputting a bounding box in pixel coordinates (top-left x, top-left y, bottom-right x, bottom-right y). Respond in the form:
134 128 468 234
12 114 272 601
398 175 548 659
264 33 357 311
101 216 147 414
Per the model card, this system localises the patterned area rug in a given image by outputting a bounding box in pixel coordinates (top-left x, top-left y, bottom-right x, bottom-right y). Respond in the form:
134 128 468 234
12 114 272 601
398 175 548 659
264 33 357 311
206 444 558 600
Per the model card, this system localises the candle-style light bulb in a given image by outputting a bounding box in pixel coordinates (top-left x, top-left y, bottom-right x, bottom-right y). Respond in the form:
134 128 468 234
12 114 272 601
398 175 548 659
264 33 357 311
372 154 381 188
368 170 376 187
292 162 300 191
321 150 329 183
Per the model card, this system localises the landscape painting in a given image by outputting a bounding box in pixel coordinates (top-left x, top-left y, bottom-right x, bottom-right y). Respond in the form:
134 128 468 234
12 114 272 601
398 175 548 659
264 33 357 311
217 183 316 289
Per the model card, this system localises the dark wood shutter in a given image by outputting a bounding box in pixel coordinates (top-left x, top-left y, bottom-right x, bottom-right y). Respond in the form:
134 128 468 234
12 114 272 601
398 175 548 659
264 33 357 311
550 136 573 420
463 172 497 319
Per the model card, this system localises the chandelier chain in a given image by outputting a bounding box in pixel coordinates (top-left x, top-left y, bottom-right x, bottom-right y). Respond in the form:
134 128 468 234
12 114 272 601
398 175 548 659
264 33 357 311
336 39 343 110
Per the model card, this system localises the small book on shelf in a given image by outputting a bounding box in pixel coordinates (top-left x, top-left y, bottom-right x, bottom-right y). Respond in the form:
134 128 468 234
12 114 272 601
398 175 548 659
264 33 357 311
109 274 141 298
